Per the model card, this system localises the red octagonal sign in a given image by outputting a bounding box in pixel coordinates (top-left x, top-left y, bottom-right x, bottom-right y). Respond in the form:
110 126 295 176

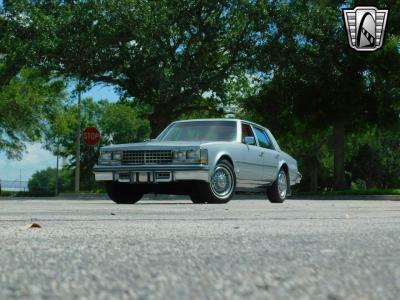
83 127 100 145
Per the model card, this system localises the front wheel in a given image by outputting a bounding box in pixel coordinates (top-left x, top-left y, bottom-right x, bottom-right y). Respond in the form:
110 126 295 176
267 169 288 203
106 181 143 204
190 159 236 204
189 194 206 204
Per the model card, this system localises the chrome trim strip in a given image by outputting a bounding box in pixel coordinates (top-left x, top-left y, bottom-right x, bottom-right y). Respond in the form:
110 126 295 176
94 169 210 183
95 172 113 181
174 170 209 182
93 164 208 172
154 171 172 182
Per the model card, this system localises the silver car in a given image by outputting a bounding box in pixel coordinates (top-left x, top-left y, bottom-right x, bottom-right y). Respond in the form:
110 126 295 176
93 119 301 204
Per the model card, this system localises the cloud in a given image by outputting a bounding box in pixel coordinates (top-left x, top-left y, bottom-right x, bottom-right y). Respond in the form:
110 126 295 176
0 143 56 181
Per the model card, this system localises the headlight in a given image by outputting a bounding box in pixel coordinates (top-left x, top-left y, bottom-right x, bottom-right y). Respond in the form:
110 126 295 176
112 152 122 160
99 151 121 164
172 149 208 164
173 151 186 162
100 152 112 161
186 149 200 160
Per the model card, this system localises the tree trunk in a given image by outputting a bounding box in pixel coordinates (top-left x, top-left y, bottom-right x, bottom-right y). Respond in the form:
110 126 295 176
333 120 346 190
148 109 173 138
309 156 319 193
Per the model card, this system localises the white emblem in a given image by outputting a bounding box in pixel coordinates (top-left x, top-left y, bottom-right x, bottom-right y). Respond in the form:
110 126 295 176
343 6 388 51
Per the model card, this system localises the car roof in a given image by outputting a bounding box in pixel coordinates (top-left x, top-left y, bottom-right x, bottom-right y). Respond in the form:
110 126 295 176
161 118 280 150
173 118 266 129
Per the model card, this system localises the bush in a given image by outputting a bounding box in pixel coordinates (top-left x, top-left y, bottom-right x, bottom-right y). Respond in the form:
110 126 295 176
0 190 16 197
28 167 74 195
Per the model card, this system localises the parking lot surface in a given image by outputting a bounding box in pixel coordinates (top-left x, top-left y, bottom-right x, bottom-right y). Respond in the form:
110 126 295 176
0 198 399 300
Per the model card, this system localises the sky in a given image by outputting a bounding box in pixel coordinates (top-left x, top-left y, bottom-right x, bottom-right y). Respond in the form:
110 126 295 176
0 84 120 182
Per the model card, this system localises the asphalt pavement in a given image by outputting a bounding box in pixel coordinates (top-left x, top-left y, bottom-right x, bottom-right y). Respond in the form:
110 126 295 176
0 198 399 300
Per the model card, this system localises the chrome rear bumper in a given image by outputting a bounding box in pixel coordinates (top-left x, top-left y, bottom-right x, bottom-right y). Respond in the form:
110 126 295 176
295 171 302 184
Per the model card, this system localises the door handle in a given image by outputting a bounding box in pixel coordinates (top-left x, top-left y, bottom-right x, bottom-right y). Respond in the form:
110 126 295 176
259 152 264 157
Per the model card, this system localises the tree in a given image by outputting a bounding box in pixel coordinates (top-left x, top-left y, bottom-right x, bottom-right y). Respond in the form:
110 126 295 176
347 125 400 189
241 0 400 190
28 167 74 195
98 100 151 144
43 98 150 190
4 0 266 136
3 0 399 192
0 68 66 159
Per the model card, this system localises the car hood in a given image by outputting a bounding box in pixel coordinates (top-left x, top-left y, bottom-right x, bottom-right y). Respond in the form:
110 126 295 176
101 141 206 151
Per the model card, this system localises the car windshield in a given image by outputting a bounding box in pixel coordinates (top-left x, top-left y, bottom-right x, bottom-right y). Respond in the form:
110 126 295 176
159 121 237 142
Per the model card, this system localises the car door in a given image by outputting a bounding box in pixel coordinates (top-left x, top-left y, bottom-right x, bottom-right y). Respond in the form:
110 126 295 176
238 123 266 183
252 126 280 182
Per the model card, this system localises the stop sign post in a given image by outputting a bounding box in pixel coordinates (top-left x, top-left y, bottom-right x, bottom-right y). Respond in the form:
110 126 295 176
83 127 100 145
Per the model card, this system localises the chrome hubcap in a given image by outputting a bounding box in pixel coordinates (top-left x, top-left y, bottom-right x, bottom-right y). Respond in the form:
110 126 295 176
277 171 287 199
211 166 234 199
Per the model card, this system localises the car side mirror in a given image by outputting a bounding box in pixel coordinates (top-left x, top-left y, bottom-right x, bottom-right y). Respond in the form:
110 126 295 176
244 136 256 145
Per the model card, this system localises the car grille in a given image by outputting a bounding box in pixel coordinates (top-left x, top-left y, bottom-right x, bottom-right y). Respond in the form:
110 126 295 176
122 150 173 165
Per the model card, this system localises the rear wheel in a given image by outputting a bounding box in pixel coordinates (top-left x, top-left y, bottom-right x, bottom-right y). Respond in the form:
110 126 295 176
267 168 288 203
106 181 143 204
190 159 236 204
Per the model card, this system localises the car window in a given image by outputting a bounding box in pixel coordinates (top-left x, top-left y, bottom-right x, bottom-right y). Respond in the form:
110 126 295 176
253 127 273 149
160 121 237 142
241 123 255 143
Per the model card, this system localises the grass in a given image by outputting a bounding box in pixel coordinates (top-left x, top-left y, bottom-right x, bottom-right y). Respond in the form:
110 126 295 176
0 189 106 197
0 190 54 197
2 188 399 197
0 190 16 197
297 188 400 196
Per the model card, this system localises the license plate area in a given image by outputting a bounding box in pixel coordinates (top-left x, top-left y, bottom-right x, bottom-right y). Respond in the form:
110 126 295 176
117 173 130 182
116 171 172 183
138 172 150 183
155 171 172 182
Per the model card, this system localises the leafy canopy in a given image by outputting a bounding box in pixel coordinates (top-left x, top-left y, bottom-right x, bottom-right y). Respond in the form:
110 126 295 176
3 0 267 134
0 68 66 159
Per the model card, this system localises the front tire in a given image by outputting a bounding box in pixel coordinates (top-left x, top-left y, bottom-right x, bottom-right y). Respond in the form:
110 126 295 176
267 168 288 203
190 159 236 204
106 181 143 204
189 193 206 204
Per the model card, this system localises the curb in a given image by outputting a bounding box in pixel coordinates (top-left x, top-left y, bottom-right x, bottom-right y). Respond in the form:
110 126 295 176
1 193 399 201
291 195 400 201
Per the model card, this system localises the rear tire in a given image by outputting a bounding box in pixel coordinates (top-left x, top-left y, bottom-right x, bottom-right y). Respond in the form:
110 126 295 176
106 181 143 204
190 159 236 204
267 168 288 203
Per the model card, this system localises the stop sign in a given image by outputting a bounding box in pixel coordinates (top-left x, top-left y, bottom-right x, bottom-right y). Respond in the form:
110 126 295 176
83 127 100 145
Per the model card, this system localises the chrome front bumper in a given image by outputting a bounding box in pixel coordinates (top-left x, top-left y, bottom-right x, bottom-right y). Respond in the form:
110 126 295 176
93 164 209 183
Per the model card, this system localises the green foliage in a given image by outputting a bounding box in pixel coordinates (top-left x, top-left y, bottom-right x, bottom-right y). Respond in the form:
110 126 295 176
1 1 399 193
43 98 150 190
28 167 74 195
0 68 66 159
347 127 400 189
3 0 267 135
240 0 400 190
98 100 150 144
299 188 400 196
0 190 16 197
